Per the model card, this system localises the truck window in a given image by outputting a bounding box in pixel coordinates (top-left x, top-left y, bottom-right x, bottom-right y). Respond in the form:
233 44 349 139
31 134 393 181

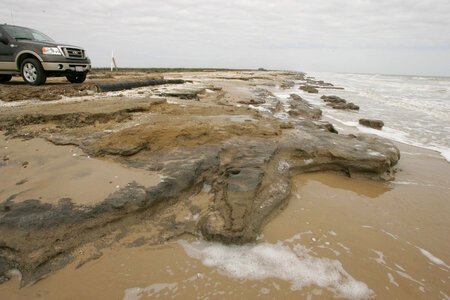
3 25 54 42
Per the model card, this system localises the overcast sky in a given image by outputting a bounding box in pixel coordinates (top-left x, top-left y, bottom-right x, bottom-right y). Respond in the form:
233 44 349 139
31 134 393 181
1 0 449 76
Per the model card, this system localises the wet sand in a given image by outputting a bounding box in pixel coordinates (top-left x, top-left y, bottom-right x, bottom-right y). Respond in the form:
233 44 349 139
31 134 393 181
0 136 161 206
262 143 449 299
1 142 448 299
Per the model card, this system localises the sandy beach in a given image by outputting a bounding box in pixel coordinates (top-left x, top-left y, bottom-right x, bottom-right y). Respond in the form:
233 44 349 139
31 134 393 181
0 69 448 299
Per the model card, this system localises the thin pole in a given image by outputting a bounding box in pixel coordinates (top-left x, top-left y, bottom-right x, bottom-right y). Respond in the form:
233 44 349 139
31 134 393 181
111 50 118 71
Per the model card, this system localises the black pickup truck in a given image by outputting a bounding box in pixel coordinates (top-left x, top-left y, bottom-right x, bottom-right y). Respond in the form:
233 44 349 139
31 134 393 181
0 24 91 85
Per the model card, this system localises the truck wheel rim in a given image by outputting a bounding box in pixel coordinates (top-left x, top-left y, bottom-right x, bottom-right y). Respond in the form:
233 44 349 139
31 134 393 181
23 63 37 82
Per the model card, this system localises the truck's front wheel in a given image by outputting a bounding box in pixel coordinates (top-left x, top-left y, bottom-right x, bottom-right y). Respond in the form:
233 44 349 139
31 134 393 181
66 73 87 83
0 75 12 83
21 58 47 85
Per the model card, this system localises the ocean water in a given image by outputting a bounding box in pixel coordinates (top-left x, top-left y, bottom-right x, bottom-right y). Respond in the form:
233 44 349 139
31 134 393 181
290 72 450 162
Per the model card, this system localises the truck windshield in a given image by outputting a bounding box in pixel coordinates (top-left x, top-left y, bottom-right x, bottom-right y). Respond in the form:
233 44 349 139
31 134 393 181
3 25 55 42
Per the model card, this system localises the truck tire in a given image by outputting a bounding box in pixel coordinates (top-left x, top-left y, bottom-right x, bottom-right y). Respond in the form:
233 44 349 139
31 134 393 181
66 73 87 83
21 58 47 85
0 75 12 83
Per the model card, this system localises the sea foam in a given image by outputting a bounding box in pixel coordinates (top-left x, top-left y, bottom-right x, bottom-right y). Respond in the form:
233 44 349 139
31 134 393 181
180 239 374 299
416 247 449 269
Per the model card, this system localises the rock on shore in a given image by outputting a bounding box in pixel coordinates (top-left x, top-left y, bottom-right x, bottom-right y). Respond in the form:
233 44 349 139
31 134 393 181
359 119 384 130
280 81 295 89
299 85 319 94
321 95 360 110
288 94 322 120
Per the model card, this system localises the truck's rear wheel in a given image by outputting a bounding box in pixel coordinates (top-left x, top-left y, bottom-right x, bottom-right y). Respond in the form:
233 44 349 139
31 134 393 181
21 58 46 85
66 73 87 83
0 75 12 83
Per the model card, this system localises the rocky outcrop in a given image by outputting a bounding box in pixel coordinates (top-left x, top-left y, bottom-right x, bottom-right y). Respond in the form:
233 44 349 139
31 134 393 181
321 95 346 104
321 95 360 110
246 88 282 112
327 102 360 110
359 119 384 130
289 94 305 102
299 85 319 94
90 119 281 157
199 130 399 243
288 94 322 120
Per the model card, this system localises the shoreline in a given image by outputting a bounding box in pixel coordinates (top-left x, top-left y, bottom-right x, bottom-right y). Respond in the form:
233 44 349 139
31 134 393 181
322 114 450 163
299 71 450 164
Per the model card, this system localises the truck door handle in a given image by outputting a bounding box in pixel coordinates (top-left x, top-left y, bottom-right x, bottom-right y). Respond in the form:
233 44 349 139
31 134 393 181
10 44 18 48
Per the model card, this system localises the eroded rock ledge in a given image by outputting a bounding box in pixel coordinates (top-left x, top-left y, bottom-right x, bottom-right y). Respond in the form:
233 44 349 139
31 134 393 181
0 70 400 286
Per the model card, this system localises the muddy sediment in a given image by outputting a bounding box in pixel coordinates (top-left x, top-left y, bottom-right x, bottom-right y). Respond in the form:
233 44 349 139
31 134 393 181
0 70 400 286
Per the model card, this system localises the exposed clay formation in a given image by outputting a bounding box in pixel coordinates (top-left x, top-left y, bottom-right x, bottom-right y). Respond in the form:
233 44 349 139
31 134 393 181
0 70 400 286
199 131 399 243
288 94 322 120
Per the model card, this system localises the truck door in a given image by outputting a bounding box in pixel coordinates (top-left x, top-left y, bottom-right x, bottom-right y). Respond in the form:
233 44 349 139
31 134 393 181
0 29 16 70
